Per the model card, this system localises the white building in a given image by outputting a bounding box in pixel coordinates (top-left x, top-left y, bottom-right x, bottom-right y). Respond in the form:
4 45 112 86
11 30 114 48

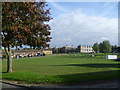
77 45 94 53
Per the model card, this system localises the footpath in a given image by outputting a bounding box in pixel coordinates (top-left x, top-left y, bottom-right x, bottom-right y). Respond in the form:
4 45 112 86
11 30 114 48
1 79 120 90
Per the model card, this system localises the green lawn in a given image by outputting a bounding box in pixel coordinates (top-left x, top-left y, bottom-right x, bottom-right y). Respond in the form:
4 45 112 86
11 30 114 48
1 54 120 84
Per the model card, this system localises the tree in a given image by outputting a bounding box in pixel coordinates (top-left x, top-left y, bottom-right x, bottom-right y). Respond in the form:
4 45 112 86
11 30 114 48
99 40 112 53
111 45 117 53
52 47 59 54
118 47 120 53
2 2 52 73
93 42 99 53
99 42 103 53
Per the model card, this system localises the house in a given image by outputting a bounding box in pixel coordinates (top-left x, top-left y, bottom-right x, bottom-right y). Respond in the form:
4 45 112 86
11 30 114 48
43 50 52 54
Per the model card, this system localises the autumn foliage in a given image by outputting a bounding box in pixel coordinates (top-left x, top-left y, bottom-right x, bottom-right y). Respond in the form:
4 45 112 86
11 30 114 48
2 2 52 49
2 2 52 73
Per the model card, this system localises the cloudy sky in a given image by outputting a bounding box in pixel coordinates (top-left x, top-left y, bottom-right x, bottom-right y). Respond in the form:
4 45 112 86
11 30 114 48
47 2 118 47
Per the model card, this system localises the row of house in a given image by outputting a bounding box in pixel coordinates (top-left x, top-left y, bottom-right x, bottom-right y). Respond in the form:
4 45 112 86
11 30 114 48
52 45 94 54
2 49 52 59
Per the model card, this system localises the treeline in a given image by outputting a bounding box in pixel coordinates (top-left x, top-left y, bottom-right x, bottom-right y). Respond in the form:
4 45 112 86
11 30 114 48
93 40 117 53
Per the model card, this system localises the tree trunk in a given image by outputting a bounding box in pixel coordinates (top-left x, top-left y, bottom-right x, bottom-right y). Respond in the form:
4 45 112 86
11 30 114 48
7 45 12 73
4 45 12 73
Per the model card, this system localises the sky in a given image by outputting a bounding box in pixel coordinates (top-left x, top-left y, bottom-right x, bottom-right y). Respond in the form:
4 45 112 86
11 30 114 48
46 2 118 48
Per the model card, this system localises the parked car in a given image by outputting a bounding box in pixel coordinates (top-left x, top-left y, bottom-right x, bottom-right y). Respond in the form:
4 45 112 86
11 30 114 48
115 58 120 61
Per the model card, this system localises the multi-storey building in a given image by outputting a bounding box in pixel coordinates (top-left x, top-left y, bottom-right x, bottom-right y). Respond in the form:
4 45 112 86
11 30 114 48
62 45 76 53
77 45 94 53
52 45 76 54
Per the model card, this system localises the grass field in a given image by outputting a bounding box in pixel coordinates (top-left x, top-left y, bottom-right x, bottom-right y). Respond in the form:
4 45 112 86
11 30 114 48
1 54 120 84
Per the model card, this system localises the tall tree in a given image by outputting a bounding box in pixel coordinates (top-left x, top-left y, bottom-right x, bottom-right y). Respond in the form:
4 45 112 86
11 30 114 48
2 2 52 73
93 42 99 53
99 40 112 53
99 42 103 53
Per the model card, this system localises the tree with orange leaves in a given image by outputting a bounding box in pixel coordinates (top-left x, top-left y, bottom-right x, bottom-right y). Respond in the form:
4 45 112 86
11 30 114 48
2 2 52 73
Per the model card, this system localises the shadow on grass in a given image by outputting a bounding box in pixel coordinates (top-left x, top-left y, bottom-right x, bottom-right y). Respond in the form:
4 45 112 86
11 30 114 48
0 71 7 73
56 70 120 84
1 69 120 84
2 71 7 73
51 63 120 68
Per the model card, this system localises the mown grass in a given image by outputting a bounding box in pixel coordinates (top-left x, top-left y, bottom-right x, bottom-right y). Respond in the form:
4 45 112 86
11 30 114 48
1 54 120 84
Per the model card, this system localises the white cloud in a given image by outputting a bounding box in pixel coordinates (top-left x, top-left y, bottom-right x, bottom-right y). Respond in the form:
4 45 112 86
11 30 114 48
99 2 118 17
49 9 118 47
49 2 68 13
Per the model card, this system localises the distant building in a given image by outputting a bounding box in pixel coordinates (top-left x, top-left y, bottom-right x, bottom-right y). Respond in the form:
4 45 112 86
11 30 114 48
77 45 94 53
52 45 94 54
52 45 76 54
43 50 52 54
2 49 52 59
62 45 76 53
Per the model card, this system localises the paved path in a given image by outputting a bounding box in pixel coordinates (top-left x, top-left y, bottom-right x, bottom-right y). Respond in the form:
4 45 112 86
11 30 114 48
1 79 120 90
1 81 30 90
